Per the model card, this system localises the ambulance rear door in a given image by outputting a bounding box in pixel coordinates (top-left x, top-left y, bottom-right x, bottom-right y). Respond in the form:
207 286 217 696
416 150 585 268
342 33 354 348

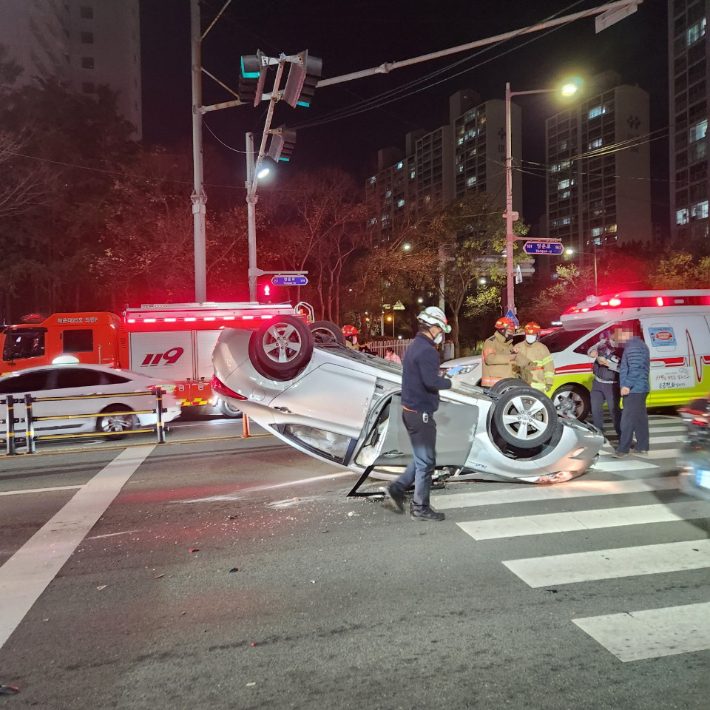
128 331 194 381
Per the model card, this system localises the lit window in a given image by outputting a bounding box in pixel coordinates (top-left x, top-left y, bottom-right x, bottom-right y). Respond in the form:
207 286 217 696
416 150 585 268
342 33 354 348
385 189 392 198
606 224 617 233
558 179 570 190
397 199 405 208
369 176 376 185
687 18 707 46
396 162 403 170
424 195 431 204
559 140 568 150
467 176 477 187
409 169 416 179
368 217 377 226
591 227 603 237
560 190 570 199
561 217 571 225
677 208 690 225
690 119 708 143
382 214 390 223
457 137 464 145
458 165 464 173
588 138 603 150
588 106 606 119
691 200 709 219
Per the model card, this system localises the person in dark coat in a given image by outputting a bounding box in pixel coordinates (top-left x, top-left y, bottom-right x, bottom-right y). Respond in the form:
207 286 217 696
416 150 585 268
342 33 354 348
613 321 650 458
587 330 623 439
383 307 459 521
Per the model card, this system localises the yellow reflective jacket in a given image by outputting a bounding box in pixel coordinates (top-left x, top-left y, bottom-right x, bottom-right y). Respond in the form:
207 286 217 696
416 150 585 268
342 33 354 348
482 331 530 386
514 340 555 391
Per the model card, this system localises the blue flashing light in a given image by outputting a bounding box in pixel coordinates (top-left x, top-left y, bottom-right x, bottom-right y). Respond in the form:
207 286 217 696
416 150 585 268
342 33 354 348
278 156 290 162
297 100 311 107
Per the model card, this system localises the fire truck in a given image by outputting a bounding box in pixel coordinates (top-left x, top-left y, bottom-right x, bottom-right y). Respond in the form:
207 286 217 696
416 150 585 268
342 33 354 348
0 302 307 416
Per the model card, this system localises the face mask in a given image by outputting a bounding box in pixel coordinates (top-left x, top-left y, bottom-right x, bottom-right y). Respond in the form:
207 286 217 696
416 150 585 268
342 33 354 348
525 334 537 344
433 332 444 345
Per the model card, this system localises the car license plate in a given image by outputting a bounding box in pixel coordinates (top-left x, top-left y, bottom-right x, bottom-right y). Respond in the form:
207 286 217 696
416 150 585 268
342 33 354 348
696 469 710 490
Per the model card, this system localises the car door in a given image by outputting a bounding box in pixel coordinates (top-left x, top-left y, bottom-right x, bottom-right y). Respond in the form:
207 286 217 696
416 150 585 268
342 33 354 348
0 369 55 438
351 393 480 470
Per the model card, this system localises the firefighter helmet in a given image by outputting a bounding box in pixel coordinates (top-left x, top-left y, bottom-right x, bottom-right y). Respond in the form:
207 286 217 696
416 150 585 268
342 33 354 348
341 324 358 337
495 317 515 331
523 322 541 335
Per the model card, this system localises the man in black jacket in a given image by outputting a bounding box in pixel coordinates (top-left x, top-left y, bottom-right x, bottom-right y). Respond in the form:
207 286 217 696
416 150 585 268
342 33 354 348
587 330 623 439
383 307 459 521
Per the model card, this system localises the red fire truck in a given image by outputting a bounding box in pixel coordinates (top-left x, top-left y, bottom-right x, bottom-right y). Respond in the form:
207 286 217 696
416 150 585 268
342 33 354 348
0 302 307 416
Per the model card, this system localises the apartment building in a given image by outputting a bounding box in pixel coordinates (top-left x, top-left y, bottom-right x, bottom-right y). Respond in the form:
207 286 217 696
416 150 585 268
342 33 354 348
0 0 142 137
366 90 520 240
669 0 708 243
546 73 652 259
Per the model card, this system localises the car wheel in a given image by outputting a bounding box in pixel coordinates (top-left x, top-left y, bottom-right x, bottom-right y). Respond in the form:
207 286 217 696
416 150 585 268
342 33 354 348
219 400 242 418
489 378 528 395
552 384 590 421
248 315 314 381
97 405 137 440
491 388 557 449
310 320 346 346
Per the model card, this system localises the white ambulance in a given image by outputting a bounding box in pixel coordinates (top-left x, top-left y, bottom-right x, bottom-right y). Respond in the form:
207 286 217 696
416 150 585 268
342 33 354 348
447 290 710 420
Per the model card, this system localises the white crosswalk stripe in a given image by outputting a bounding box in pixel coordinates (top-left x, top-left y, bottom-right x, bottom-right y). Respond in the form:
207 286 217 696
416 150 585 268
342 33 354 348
437 415 710 662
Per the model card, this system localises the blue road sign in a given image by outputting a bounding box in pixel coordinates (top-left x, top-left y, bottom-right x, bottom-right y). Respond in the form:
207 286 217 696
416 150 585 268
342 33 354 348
271 275 308 287
523 241 564 255
505 309 519 327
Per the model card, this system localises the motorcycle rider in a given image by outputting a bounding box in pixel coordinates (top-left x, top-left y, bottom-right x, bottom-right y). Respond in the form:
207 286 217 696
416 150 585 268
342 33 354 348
514 322 555 394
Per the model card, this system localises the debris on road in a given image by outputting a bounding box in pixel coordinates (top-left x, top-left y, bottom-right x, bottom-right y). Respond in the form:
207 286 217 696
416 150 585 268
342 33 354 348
96 585 107 591
0 685 20 695
246 682 256 687
154 574 164 579
229 568 240 573
190 548 199 553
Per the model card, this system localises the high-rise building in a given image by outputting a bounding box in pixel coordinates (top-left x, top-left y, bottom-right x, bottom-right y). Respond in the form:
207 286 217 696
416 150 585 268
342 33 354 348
546 72 652 259
366 90 520 240
0 0 142 137
669 0 708 243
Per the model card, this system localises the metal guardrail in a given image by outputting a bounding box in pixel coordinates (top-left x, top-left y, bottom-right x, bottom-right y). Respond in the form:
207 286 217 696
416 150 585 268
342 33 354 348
1 389 168 456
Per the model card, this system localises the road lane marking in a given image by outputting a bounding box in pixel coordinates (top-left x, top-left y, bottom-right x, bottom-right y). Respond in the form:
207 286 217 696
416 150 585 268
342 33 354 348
573 602 710 662
0 485 83 497
650 435 688 444
432 477 680 511
0 446 154 650
458 501 710 540
643 448 679 458
502 539 710 588
87 530 144 540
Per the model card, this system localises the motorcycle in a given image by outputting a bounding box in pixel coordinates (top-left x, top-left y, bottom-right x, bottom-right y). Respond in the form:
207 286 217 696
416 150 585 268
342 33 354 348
677 397 710 501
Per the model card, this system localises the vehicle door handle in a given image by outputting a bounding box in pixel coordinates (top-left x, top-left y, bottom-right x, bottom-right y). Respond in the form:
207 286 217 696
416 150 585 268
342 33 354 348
274 406 292 413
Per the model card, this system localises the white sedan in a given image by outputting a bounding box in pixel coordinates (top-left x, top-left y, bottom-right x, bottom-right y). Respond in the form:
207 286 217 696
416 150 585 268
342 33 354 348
0 364 181 441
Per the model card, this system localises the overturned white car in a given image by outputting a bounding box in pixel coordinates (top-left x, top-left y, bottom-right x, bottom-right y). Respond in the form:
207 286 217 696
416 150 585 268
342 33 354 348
212 316 604 484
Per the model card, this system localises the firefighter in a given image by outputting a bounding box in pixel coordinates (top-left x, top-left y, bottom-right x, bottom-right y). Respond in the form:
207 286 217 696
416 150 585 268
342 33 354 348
342 324 358 349
514 322 555 394
481 317 521 387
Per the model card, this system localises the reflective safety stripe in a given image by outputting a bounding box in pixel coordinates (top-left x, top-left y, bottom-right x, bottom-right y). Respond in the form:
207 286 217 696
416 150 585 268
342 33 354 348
541 356 554 365
530 382 546 391
481 376 502 386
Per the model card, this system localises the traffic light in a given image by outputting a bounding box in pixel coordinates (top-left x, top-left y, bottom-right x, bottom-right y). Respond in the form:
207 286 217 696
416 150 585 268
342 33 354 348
283 50 322 108
239 50 268 106
267 126 297 162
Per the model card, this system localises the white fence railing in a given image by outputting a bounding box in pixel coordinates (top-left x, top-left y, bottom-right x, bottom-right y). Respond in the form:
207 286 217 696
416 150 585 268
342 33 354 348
366 339 413 361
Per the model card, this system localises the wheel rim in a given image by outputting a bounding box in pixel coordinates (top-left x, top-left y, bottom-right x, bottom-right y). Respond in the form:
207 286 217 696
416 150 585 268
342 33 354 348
101 414 133 433
311 326 337 344
553 390 584 419
500 394 550 442
262 323 304 364
222 402 241 415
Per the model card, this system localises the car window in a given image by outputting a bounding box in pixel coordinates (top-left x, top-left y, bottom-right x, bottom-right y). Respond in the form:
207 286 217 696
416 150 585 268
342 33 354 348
540 328 593 354
0 370 52 394
63 329 94 353
101 372 130 385
2 328 46 361
54 368 104 389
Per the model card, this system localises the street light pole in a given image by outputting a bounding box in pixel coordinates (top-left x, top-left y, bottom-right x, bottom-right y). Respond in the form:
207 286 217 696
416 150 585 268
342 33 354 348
246 132 258 302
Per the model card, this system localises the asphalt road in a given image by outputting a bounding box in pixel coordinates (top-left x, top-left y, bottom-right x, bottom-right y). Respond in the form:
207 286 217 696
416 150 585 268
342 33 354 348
0 415 708 710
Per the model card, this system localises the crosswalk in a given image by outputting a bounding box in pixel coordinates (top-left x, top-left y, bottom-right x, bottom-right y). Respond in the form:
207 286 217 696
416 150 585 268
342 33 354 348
432 415 710 663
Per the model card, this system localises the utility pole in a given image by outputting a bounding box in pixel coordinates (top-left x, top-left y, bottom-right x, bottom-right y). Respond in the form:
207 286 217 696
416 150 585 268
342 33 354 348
190 0 207 303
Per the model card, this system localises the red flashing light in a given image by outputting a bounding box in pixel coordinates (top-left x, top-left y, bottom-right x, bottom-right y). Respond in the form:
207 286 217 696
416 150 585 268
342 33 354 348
608 297 622 307
223 316 235 321
210 375 247 401
261 315 272 319
204 317 215 321
243 315 255 320
656 297 664 306
127 318 136 323
264 284 271 297
165 318 176 323
145 318 156 323
185 317 196 322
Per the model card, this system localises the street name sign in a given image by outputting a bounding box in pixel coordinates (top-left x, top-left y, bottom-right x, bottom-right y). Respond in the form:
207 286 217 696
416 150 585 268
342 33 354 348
271 275 308 286
523 241 564 256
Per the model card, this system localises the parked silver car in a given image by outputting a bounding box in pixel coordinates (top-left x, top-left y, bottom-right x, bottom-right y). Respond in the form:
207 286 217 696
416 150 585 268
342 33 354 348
212 316 604 484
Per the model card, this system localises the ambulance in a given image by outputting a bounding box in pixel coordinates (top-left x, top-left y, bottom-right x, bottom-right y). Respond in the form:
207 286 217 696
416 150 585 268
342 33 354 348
445 289 710 421
0 302 304 416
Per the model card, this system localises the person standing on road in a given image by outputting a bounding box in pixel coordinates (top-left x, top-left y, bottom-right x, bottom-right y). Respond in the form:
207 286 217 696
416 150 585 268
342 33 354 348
384 347 402 365
383 307 458 522
613 322 650 458
587 329 623 439
514 322 555 394
481 317 522 388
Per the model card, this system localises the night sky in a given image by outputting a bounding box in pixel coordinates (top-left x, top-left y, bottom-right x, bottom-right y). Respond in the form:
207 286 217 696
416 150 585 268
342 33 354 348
140 0 669 227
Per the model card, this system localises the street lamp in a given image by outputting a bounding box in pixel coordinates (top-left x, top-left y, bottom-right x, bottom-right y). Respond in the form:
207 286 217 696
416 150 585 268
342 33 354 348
565 245 598 295
504 78 582 317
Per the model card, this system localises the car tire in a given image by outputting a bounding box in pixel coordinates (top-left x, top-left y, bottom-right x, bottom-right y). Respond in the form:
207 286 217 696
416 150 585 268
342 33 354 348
249 315 314 381
310 320 346 346
491 387 557 449
219 400 242 418
489 378 529 395
97 404 137 440
552 384 591 421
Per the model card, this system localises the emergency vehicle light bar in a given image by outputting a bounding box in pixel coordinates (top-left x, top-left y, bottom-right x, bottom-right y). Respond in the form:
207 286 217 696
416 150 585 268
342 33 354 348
562 290 710 316
125 315 275 324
